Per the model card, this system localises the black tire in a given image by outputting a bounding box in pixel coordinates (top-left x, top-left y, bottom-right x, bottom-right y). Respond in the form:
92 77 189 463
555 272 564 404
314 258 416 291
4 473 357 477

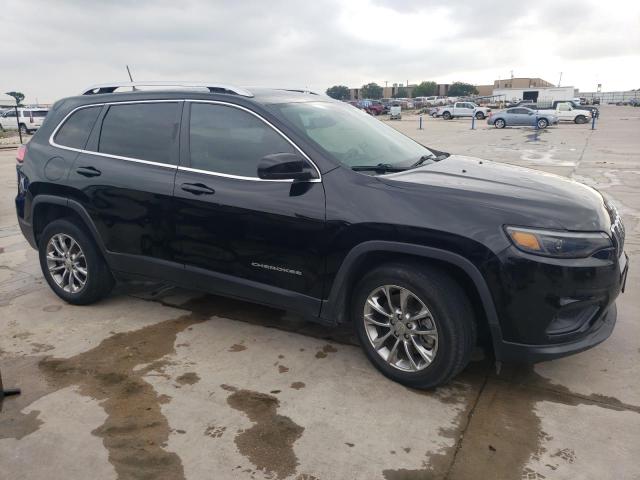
475 111 485 120
537 118 548 129
574 115 587 124
19 123 28 135
495 118 506 129
38 218 114 305
352 263 476 389
442 111 452 120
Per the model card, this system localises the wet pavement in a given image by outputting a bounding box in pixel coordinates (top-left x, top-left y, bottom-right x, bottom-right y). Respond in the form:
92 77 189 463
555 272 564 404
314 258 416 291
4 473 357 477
1 105 639 479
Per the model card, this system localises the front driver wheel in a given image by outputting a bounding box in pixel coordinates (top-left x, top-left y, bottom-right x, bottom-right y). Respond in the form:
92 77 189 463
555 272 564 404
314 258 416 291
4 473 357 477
39 219 115 305
475 111 485 120
352 263 476 389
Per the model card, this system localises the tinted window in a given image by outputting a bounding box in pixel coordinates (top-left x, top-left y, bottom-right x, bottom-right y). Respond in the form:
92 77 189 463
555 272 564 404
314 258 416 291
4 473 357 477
4 111 16 118
55 106 102 149
99 102 180 164
189 103 295 177
31 110 48 117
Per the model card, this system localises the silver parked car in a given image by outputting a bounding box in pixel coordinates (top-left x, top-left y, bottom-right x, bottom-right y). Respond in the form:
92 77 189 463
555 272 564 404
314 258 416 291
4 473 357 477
487 107 558 129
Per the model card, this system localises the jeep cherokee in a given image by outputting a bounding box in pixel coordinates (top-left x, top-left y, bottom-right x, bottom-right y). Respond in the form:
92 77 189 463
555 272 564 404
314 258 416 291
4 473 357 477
15 81 628 388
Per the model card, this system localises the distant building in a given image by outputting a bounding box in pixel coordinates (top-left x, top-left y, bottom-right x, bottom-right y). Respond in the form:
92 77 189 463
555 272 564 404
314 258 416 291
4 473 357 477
475 85 494 96
493 77 555 89
0 94 15 108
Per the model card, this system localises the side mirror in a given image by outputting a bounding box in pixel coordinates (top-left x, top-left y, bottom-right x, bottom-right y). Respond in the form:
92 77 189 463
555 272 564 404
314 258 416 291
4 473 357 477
257 153 314 181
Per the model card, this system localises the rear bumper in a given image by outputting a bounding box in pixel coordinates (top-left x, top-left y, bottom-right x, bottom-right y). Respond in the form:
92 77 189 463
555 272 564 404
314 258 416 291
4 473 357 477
18 215 37 249
493 302 617 363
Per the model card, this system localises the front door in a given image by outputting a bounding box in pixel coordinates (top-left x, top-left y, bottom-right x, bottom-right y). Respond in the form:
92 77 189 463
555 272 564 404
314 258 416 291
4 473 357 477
173 101 326 305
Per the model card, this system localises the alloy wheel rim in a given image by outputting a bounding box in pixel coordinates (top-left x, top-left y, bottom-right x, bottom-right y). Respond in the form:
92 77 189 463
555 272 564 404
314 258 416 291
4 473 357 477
46 233 88 293
363 285 438 372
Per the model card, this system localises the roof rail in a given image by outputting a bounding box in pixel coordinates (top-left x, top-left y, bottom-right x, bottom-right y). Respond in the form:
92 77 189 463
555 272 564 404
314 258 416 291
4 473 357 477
80 81 253 97
279 89 319 95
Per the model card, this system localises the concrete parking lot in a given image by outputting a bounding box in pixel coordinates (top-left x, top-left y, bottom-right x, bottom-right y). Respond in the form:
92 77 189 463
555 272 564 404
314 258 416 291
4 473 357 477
1 106 638 480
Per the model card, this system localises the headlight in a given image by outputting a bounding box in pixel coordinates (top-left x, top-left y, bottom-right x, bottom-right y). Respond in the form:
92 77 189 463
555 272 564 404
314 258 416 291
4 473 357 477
505 226 612 258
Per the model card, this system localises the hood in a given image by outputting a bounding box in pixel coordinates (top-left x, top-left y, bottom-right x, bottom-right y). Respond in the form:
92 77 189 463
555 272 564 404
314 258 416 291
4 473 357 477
378 155 611 231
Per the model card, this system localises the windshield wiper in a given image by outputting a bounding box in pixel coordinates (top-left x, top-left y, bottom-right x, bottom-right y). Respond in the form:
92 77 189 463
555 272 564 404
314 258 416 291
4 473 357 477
410 154 435 168
351 163 406 173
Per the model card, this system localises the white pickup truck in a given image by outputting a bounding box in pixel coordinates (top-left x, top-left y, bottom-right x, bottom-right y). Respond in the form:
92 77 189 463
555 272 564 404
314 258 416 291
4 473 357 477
537 102 592 124
438 102 491 120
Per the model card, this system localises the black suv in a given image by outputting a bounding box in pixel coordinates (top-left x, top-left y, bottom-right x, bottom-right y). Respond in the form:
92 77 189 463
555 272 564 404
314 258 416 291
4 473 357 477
15 82 628 388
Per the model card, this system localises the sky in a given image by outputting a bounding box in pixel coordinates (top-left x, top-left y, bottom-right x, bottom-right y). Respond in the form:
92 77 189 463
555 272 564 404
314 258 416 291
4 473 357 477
1 0 639 104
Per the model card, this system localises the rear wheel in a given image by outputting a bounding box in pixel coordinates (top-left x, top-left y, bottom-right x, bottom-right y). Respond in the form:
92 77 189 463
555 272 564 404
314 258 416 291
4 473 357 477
352 263 476 389
495 118 506 129
19 123 28 135
442 111 452 120
38 219 114 305
575 115 587 124
537 118 548 129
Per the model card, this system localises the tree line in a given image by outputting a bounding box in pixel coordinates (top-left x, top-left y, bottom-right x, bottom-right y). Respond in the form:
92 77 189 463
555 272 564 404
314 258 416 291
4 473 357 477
326 82 478 100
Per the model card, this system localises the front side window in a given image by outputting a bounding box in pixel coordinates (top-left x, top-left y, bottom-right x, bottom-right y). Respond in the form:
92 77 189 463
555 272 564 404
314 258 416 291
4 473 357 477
271 101 435 170
55 106 102 149
98 102 180 164
189 103 296 177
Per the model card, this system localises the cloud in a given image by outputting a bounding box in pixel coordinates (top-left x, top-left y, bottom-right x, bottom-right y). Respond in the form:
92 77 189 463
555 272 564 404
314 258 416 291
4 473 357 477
1 0 638 103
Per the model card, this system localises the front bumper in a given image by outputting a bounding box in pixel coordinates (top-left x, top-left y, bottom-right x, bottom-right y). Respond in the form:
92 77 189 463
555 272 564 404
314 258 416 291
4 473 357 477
488 245 627 363
494 302 617 362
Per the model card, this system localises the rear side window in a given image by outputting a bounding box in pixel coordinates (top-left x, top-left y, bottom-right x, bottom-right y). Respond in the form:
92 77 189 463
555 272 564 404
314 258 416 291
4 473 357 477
54 106 102 149
189 103 295 177
32 110 48 117
98 102 180 164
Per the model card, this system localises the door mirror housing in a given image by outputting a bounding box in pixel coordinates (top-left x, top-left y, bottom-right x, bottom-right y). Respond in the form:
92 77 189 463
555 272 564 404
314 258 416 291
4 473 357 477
257 153 314 181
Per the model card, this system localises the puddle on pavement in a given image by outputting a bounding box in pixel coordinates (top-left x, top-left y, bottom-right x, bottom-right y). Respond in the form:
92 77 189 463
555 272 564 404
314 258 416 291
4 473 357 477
2 287 637 480
222 384 305 479
1 296 220 479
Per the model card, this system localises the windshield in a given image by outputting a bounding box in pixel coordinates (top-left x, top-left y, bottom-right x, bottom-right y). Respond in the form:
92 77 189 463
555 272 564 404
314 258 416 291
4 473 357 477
270 101 436 171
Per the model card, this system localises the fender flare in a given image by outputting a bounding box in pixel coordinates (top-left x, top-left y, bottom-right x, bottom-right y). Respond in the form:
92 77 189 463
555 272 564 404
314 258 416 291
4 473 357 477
31 195 108 255
319 240 503 343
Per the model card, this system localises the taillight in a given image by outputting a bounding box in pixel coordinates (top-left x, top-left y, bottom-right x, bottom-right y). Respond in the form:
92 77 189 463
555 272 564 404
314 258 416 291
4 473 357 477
16 145 27 164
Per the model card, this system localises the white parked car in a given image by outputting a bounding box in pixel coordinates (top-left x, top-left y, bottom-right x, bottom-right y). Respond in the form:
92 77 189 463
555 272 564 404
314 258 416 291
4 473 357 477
0 108 49 134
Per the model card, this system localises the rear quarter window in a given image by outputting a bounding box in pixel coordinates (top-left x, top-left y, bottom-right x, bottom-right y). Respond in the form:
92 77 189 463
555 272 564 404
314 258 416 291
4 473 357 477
54 106 102 149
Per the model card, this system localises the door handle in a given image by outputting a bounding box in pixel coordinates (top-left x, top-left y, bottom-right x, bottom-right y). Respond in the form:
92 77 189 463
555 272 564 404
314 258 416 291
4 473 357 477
180 182 215 195
76 166 101 178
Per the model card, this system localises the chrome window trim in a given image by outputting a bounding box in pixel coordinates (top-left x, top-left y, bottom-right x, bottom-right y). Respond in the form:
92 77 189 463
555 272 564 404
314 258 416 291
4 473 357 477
185 99 321 182
49 99 322 183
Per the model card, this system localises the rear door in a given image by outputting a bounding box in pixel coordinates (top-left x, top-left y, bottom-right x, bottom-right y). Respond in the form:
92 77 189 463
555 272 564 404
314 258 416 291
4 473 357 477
62 100 182 269
173 101 326 304
456 103 474 117
557 103 573 121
